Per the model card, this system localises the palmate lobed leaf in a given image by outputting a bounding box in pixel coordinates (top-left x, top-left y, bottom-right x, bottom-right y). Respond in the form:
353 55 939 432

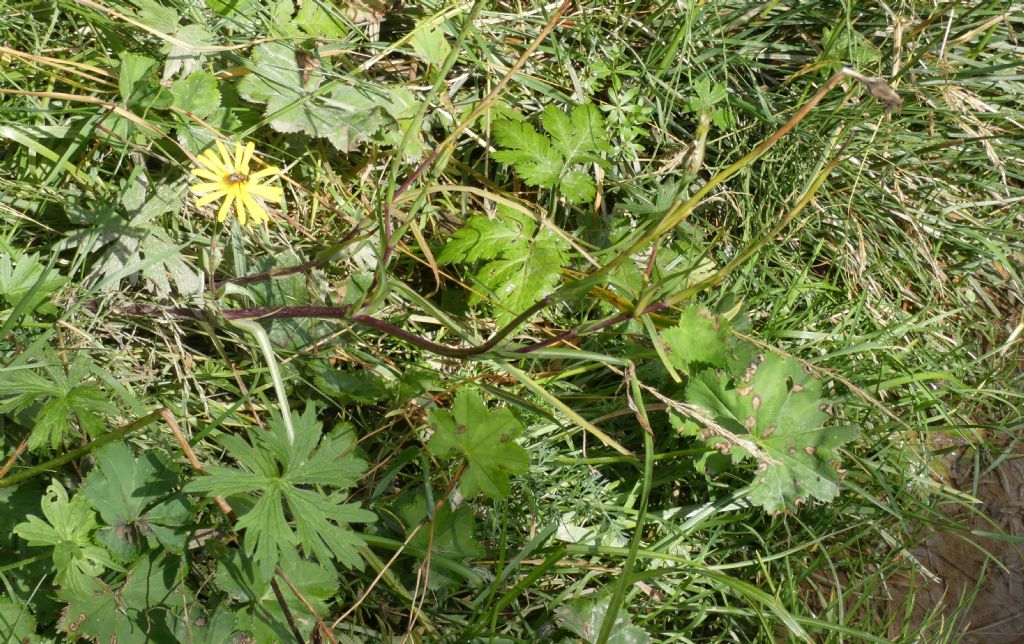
215 548 337 642
57 552 184 643
0 356 116 452
428 390 530 500
659 305 732 371
685 353 858 513
82 442 190 558
185 403 375 580
13 481 117 594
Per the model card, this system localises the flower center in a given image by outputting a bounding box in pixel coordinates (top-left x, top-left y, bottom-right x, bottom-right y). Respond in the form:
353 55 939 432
224 170 249 185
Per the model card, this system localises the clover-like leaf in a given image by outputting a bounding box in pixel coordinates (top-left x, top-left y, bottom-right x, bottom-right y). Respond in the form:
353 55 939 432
185 403 376 580
428 390 530 499
13 481 116 594
684 353 858 513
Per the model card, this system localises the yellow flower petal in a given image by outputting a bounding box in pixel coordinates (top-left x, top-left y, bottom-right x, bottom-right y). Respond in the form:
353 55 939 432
248 166 280 181
216 193 235 222
233 142 245 171
240 142 255 172
231 184 247 225
216 140 233 171
191 168 222 182
246 183 284 202
196 150 224 174
242 191 269 225
190 181 227 194
195 191 228 207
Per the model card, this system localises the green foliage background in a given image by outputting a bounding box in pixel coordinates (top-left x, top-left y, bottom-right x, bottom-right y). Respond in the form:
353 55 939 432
1 0 1021 642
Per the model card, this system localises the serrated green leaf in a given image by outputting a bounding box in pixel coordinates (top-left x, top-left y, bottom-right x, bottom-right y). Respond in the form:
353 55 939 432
0 596 37 643
185 403 374 580
57 552 182 642
13 481 116 594
492 119 561 188
0 251 66 315
170 71 220 118
130 0 180 33
660 306 732 371
162 24 214 79
119 52 158 105
176 105 240 154
410 18 451 66
544 103 610 163
684 353 858 513
438 214 522 264
556 595 651 643
559 169 597 204
428 390 529 499
439 209 569 327
82 443 190 559
238 42 383 152
215 549 337 643
395 493 484 589
0 356 116 451
295 0 349 37
492 103 609 204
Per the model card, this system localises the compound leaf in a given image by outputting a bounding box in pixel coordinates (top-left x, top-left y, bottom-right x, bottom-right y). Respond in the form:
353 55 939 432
439 208 569 327
492 103 609 204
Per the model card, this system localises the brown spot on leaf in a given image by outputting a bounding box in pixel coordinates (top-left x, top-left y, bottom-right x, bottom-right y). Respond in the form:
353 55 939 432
744 416 756 429
791 384 805 393
763 425 776 438
804 445 816 455
751 395 761 411
455 424 467 435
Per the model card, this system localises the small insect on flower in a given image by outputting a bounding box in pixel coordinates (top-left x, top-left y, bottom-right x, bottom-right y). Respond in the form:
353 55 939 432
190 140 284 226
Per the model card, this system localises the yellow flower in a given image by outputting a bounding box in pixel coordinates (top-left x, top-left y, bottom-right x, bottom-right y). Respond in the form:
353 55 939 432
190 140 284 226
